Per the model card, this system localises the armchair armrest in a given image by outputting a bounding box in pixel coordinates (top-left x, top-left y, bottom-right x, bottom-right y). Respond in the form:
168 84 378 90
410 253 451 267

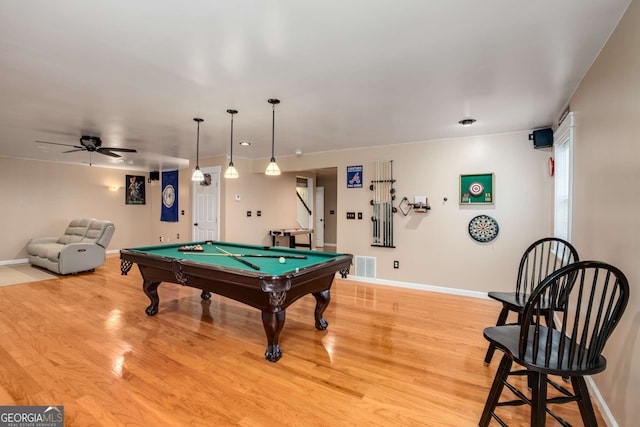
58 243 106 275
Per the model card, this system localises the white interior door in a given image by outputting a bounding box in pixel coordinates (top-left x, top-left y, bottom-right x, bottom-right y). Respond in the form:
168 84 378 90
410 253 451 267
192 166 220 241
315 186 325 247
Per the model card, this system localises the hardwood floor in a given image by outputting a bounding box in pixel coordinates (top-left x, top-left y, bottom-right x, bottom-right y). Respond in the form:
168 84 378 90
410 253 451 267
0 255 604 426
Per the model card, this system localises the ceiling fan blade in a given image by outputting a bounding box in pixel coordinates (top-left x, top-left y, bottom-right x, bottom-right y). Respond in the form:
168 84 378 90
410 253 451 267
36 140 81 148
97 150 121 158
99 147 137 153
63 148 87 153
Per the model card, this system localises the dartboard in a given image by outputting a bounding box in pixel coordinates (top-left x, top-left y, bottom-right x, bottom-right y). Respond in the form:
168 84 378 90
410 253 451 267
468 215 499 242
469 182 484 196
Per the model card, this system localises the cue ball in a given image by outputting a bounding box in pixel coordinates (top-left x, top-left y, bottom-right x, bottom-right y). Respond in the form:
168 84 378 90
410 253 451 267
278 256 286 264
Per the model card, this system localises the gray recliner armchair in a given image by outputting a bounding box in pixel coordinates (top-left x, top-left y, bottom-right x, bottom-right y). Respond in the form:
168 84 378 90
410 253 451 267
27 218 115 274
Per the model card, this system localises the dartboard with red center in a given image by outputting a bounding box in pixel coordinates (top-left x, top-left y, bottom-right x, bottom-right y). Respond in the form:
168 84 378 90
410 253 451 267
469 182 484 196
468 215 499 242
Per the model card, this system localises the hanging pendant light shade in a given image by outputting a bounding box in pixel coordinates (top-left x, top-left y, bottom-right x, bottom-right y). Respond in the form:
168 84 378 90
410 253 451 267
224 109 239 179
265 98 281 176
191 117 205 182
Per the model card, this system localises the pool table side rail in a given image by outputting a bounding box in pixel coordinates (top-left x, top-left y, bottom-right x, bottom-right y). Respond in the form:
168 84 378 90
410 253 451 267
124 241 344 259
119 248 352 293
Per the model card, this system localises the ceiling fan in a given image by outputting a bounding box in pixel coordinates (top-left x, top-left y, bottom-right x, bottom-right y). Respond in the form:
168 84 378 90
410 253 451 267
36 135 137 159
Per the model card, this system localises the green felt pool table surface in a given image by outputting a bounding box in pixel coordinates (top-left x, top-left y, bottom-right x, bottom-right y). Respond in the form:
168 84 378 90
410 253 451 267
125 241 341 275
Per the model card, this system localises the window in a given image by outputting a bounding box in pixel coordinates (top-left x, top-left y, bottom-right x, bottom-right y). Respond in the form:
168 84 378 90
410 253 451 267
554 112 574 242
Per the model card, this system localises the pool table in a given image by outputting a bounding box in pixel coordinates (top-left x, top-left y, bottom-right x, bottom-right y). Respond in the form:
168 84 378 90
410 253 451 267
120 241 352 362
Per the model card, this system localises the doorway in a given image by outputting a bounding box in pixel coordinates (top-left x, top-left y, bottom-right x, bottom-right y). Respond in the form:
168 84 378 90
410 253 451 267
192 166 220 241
315 168 337 250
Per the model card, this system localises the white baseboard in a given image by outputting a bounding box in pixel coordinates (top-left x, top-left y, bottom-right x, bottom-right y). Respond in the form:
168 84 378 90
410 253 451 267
585 376 618 427
345 274 489 299
0 258 28 266
323 243 337 247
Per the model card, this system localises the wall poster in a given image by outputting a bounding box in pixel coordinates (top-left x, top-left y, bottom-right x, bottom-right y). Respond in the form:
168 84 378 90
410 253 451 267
126 175 146 205
347 165 363 188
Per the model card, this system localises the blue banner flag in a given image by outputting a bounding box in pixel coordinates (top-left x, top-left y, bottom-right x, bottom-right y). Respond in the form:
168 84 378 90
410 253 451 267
161 170 179 222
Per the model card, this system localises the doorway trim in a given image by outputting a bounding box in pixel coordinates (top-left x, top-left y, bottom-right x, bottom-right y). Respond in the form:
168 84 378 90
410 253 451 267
191 166 221 241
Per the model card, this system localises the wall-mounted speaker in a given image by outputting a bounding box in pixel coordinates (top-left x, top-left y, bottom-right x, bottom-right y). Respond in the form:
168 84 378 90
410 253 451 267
149 171 160 181
529 128 553 149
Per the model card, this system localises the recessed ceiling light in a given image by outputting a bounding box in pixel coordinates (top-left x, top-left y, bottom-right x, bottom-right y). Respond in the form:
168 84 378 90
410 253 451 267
239 141 251 146
458 118 477 126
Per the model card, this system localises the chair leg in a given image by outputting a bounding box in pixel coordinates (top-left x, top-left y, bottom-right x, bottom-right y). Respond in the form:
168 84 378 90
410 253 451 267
479 354 512 427
530 371 548 427
484 307 510 365
572 376 598 427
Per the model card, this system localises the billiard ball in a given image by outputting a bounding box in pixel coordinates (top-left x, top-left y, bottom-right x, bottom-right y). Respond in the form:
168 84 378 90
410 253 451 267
278 257 286 264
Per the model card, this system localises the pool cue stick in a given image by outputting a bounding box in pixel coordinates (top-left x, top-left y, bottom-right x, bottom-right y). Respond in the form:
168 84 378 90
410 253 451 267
374 176 378 244
376 160 381 244
185 253 307 259
389 161 391 245
386 161 390 246
388 160 392 246
215 246 260 270
383 160 387 246
382 160 386 246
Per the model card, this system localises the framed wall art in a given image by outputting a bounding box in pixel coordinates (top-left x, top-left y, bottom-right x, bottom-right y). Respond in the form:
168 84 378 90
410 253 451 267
126 175 146 205
460 173 494 205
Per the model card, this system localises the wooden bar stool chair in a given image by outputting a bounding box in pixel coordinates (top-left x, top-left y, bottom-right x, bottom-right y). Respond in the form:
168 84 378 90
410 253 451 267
484 237 579 365
479 261 630 426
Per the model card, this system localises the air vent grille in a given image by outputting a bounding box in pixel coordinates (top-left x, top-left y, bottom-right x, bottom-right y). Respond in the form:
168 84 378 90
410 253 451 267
355 256 376 278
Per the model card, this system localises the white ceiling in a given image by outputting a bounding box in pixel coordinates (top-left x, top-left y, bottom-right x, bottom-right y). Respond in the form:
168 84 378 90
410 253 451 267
0 1 630 171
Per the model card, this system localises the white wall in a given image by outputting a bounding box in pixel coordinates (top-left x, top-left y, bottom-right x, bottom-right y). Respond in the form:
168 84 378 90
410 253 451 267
273 131 552 292
563 0 640 423
222 156 298 246
0 130 552 297
0 157 154 260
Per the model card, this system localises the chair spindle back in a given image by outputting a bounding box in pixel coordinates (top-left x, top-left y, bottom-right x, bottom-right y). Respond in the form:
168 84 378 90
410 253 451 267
516 238 579 302
520 261 629 370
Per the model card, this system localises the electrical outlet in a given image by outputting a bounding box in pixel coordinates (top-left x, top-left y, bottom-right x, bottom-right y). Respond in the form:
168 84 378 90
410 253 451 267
176 233 180 239
393 260 399 269
159 236 164 242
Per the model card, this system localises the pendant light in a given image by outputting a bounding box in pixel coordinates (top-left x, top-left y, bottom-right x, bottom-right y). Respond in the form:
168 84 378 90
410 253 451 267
191 117 204 182
224 109 239 179
265 98 281 176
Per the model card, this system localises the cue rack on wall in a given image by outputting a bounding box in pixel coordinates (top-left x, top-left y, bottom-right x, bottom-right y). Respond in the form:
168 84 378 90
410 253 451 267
370 160 396 248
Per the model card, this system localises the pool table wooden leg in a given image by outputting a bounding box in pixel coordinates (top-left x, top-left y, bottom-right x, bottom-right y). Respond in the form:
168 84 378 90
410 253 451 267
143 280 161 316
312 289 330 330
262 310 285 362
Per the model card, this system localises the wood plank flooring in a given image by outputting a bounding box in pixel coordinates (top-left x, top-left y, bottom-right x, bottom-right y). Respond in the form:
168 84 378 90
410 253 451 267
0 255 603 426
